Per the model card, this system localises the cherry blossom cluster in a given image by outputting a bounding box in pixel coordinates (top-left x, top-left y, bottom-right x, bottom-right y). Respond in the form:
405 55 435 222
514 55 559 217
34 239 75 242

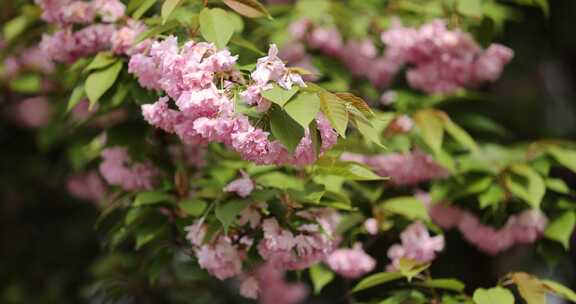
282 18 513 95
132 38 337 165
66 170 107 203
386 221 445 271
184 205 340 288
98 147 159 191
428 200 548 255
381 19 514 94
37 0 149 63
239 263 307 304
325 243 376 278
2 46 54 79
341 150 450 186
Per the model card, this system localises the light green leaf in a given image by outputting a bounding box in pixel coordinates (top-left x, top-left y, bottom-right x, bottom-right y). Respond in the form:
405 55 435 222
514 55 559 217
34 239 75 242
458 0 483 17
84 52 117 73
269 105 305 153
85 60 123 106
414 110 444 154
417 279 465 292
505 163 546 209
215 199 250 234
473 287 514 304
380 197 429 220
134 191 175 206
510 272 547 304
229 36 264 55
161 0 182 24
309 264 334 295
256 172 305 191
180 199 207 216
353 271 403 292
261 84 299 107
66 84 86 113
398 258 429 282
319 92 349 138
3 15 31 43
199 8 235 49
284 92 321 129
132 0 156 20
546 178 570 194
441 114 478 152
547 146 576 174
544 211 576 249
9 74 41 93
350 113 385 148
316 162 384 181
223 0 271 18
479 184 505 209
542 279 576 303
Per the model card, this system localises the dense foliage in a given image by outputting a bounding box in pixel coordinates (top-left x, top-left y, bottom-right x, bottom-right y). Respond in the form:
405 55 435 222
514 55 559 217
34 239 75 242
1 0 576 303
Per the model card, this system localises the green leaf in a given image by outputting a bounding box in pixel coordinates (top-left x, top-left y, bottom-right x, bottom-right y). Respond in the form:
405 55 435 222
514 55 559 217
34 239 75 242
417 279 465 292
261 84 299 107
398 258 429 282
309 264 334 295
544 211 576 249
161 0 182 24
319 92 349 138
3 15 31 43
215 199 250 234
380 197 430 220
546 178 570 194
473 287 514 304
441 114 478 152
479 184 505 209
66 84 86 113
255 172 304 190
505 163 546 208
132 0 156 20
458 0 483 17
542 280 576 303
350 113 385 148
223 0 271 18
547 146 576 174
180 199 207 217
353 271 403 292
9 74 41 93
316 162 384 181
135 226 165 249
135 20 180 43
134 191 175 206
269 105 305 153
284 92 321 129
199 8 235 49
510 272 547 304
414 110 444 154
85 60 123 106
84 52 117 73
229 36 265 55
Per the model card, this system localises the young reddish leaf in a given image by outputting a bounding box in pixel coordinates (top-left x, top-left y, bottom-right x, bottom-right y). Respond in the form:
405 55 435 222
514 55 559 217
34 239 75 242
319 92 348 138
223 0 271 19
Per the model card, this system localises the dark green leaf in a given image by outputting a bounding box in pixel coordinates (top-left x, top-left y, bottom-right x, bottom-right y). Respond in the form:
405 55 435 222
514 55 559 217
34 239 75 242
180 199 207 216
269 105 305 153
353 271 403 292
215 199 250 234
134 191 175 206
417 279 465 292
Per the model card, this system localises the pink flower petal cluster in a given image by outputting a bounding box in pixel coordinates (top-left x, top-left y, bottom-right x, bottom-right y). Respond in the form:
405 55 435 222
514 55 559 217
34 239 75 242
341 150 450 186
66 170 107 203
40 25 115 63
364 218 379 235
325 243 376 278
241 44 306 110
2 46 55 79
224 171 255 198
111 19 150 55
35 0 124 25
98 147 159 191
240 263 308 304
184 221 245 280
132 39 336 165
386 221 444 271
7 96 53 128
258 209 340 270
381 19 514 94
428 201 548 255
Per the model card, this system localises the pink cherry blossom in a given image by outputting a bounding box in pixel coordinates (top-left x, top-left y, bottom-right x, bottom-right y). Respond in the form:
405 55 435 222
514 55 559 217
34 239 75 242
98 147 159 191
326 243 376 278
387 221 444 271
66 170 107 203
364 218 379 235
93 0 126 23
224 171 254 198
